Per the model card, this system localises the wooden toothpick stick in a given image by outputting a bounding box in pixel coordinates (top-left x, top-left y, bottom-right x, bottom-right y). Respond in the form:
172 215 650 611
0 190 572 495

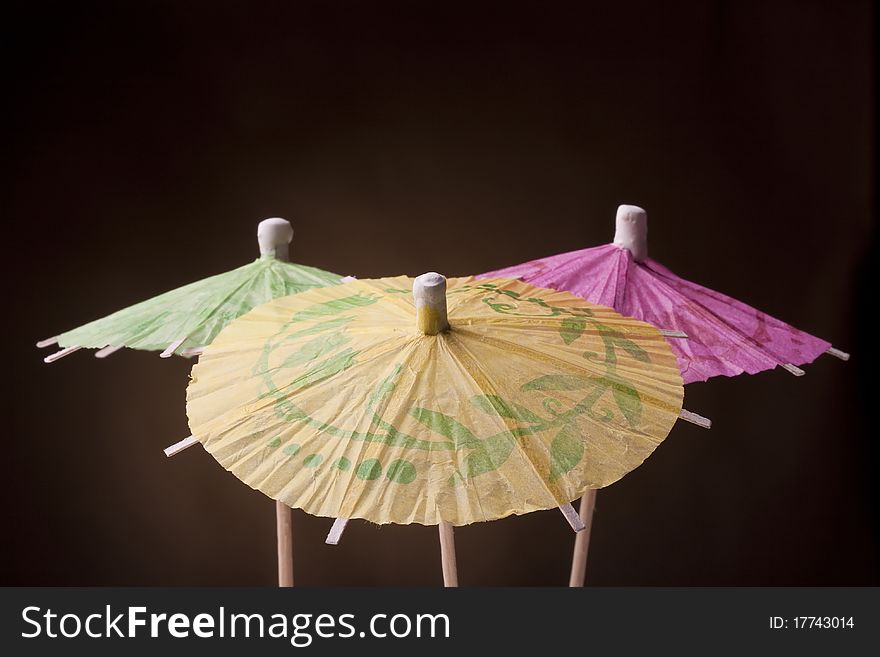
414 273 461 587
260 218 297 588
276 501 294 587
438 521 458 587
569 490 597 587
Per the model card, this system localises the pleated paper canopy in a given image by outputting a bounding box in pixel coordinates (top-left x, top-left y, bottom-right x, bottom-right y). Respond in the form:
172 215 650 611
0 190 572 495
54 256 343 357
186 276 685 526
480 206 845 383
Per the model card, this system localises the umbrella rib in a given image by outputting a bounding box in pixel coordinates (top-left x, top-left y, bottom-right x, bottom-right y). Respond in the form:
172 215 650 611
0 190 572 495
325 518 348 545
781 363 805 377
43 345 81 363
678 409 712 429
95 344 124 358
160 337 187 358
36 336 59 348
559 502 586 532
826 347 850 361
164 435 199 457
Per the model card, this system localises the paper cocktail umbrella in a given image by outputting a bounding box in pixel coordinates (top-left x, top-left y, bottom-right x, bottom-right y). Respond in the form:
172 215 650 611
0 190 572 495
38 219 342 360
185 272 696 585
38 218 344 587
481 205 848 383
480 204 849 586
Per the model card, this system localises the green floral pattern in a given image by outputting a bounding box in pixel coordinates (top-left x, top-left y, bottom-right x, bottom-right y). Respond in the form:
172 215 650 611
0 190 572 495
252 281 654 487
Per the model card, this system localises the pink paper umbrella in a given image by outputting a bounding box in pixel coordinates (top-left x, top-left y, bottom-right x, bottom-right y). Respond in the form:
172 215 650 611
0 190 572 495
481 205 848 383
479 204 849 587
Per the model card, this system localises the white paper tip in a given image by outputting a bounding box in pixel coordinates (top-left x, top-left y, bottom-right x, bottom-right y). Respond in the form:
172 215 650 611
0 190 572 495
781 363 806 377
559 503 586 533
43 345 81 363
341 275 357 282
325 518 349 545
163 435 199 457
160 338 186 359
679 408 712 429
36 336 59 348
826 347 850 361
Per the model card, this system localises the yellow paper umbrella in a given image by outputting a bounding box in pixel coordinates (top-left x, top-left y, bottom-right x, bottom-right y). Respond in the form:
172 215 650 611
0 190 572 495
186 273 685 582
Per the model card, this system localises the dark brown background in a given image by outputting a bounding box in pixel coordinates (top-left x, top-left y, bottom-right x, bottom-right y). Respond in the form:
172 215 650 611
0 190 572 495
4 1 875 585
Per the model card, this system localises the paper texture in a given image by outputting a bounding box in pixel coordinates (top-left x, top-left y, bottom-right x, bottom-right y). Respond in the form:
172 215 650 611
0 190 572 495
57 256 342 355
186 276 683 526
481 244 831 383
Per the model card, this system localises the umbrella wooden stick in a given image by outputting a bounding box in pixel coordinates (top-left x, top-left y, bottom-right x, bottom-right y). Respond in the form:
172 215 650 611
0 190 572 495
259 218 297 587
438 521 458 587
276 501 294 586
568 490 597 587
413 273 460 587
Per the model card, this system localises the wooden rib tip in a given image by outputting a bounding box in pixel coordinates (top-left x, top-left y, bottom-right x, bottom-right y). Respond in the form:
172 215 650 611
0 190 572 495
36 336 59 348
325 518 348 545
160 338 186 359
95 345 123 359
679 408 712 429
43 345 81 363
782 363 806 377
559 503 586 532
827 347 850 361
164 435 198 457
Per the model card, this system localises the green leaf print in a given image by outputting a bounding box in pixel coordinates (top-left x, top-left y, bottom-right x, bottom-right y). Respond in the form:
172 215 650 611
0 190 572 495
608 376 642 427
280 332 349 369
367 363 403 411
286 348 358 392
559 317 587 345
289 294 378 323
521 374 592 391
613 336 650 363
409 408 479 448
549 423 584 481
470 394 542 424
458 432 516 480
284 316 353 341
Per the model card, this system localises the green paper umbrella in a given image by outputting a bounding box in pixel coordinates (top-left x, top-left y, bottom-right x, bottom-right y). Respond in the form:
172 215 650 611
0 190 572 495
37 217 345 587
39 219 343 360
